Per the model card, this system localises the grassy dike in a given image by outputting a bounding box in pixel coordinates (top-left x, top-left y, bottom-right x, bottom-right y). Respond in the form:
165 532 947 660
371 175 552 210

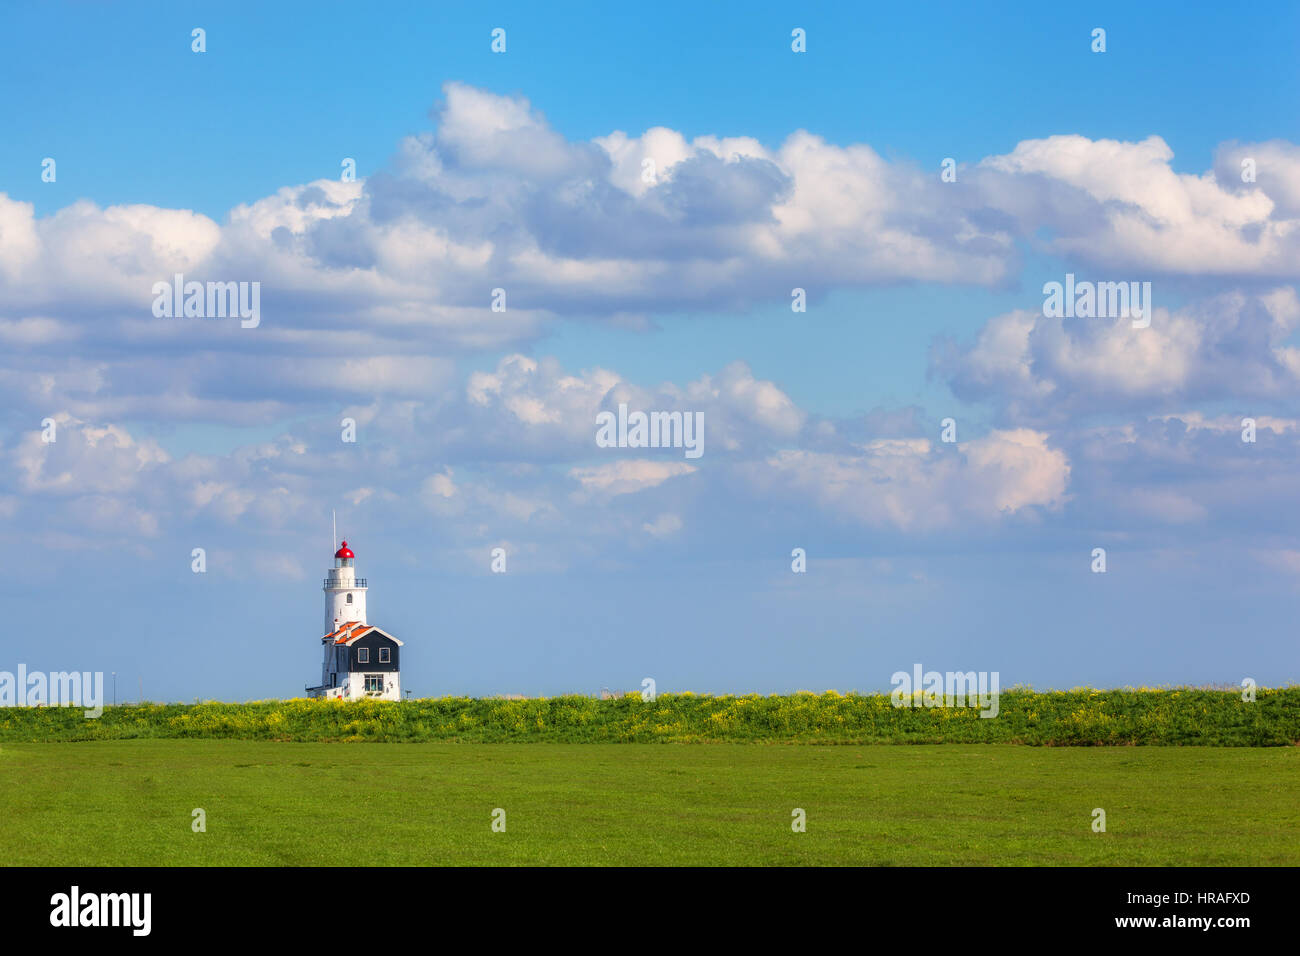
1 688 1297 745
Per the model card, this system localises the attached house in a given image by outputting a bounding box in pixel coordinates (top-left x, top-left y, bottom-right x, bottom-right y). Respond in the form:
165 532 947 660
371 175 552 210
308 620 404 701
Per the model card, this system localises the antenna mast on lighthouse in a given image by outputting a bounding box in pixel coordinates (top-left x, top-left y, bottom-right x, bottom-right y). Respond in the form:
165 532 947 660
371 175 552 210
332 510 337 552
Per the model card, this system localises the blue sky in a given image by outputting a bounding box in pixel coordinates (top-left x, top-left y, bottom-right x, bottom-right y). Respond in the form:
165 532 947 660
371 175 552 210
3 1 1299 700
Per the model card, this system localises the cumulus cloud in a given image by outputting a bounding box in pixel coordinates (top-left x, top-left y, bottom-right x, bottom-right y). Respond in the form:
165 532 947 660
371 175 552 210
5 82 1300 572
973 134 1299 276
2 85 1298 433
0 348 1086 567
16 416 169 495
459 353 804 458
0 196 221 308
934 288 1300 422
13 339 1300 572
742 429 1070 532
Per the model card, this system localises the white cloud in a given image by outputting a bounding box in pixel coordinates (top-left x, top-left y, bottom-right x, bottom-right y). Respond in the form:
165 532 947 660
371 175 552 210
936 289 1300 420
569 460 697 496
976 134 1298 275
5 85 1300 569
16 416 169 495
3 87 1299 433
747 429 1069 532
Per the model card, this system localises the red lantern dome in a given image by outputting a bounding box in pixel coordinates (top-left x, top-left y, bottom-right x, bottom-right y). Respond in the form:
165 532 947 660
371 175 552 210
334 540 354 560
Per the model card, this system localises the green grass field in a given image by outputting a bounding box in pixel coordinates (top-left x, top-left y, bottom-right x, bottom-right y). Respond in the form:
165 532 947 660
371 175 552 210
2 741 1296 865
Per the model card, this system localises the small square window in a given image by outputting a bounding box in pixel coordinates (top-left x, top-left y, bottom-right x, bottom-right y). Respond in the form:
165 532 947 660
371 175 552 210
379 647 391 663
357 647 369 663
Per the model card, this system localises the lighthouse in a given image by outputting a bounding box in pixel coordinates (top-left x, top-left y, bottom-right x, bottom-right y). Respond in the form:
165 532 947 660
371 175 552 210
323 540 366 635
306 539 404 701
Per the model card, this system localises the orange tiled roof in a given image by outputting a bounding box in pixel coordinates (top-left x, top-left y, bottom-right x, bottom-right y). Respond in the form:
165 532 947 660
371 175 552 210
323 620 368 642
321 620 402 646
336 624 374 643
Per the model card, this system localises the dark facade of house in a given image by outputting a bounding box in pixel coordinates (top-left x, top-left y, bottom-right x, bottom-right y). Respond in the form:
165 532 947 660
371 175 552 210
342 631 400 673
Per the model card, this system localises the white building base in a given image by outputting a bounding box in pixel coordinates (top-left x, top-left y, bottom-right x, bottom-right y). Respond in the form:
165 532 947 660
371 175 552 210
306 672 401 702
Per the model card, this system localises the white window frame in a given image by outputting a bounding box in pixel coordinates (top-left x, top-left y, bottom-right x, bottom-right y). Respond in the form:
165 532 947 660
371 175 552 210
357 647 369 663
379 647 390 663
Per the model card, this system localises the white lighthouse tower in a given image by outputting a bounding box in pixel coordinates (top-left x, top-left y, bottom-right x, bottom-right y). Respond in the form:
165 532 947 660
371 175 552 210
324 540 367 635
306 538 403 701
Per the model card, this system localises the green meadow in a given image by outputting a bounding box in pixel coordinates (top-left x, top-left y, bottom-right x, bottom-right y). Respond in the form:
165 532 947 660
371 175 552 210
1 741 1296 866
